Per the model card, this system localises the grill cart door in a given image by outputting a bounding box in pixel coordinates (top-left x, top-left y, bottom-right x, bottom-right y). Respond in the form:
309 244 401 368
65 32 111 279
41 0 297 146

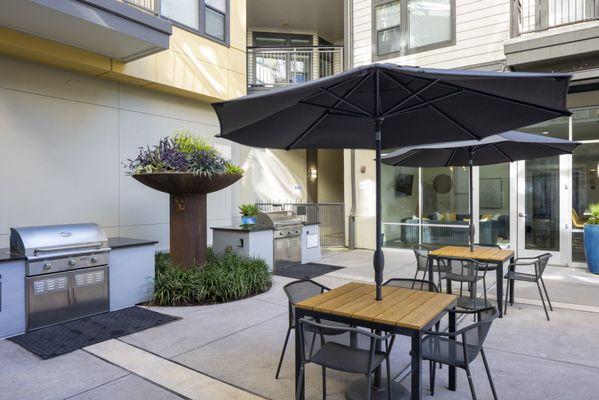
27 272 70 330
69 266 109 320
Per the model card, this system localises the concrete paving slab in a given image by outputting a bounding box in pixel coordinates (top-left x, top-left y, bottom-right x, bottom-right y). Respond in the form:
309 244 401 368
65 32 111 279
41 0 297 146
85 340 262 400
122 298 286 358
0 340 127 400
66 374 182 400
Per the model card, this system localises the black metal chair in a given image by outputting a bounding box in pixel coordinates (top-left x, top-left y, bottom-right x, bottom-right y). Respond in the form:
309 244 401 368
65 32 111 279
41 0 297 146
438 257 491 312
383 277 439 292
412 244 449 289
422 307 499 400
504 253 553 321
275 279 349 379
296 318 396 400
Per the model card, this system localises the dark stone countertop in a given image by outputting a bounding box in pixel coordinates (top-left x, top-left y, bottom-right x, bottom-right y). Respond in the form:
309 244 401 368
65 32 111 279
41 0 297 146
0 236 157 264
211 224 273 233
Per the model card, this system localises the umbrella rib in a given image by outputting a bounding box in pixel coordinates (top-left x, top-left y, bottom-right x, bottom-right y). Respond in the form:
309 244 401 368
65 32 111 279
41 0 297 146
382 71 479 140
318 87 374 117
382 79 439 117
445 149 458 167
299 100 369 118
383 91 463 119
493 145 514 162
286 72 374 150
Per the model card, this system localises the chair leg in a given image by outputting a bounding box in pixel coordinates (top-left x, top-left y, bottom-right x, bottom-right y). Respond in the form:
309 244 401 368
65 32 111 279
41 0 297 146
481 349 498 400
321 366 326 399
413 270 420 288
386 356 392 400
536 280 550 321
296 366 304 400
465 365 478 400
366 373 372 400
430 361 436 395
503 278 509 316
540 276 553 311
275 327 292 379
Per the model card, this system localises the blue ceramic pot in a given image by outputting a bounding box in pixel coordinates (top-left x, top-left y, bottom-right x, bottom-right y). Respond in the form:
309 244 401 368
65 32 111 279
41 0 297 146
584 224 599 274
241 216 257 225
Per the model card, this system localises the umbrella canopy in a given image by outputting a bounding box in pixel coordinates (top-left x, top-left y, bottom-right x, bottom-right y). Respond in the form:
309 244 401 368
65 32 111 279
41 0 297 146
382 131 581 250
381 131 580 167
213 63 571 300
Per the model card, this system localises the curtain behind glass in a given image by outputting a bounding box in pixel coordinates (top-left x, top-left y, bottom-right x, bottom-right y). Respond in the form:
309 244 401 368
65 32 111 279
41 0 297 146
408 0 451 48
161 0 199 29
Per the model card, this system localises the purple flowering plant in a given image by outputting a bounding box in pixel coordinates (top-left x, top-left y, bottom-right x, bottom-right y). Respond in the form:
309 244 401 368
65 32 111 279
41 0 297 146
126 131 243 177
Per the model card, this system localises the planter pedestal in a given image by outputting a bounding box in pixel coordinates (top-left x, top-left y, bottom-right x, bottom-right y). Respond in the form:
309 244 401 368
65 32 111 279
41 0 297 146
132 172 242 268
170 193 207 268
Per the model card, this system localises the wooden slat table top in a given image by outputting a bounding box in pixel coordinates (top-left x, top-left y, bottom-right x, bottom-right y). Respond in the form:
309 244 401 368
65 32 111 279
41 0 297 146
296 283 457 331
430 245 514 263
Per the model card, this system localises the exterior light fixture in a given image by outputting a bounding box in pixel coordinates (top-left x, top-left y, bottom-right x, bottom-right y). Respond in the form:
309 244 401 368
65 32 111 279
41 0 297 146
309 167 317 180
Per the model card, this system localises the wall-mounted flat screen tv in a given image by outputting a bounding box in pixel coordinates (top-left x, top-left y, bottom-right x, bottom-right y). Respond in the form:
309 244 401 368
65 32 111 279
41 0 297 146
395 173 414 196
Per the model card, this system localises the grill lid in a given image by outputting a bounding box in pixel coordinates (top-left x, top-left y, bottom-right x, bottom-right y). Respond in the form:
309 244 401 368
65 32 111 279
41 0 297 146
256 211 302 228
10 223 108 257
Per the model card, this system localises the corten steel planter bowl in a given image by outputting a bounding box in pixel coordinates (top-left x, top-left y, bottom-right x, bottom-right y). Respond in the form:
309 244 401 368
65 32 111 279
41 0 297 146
133 172 242 268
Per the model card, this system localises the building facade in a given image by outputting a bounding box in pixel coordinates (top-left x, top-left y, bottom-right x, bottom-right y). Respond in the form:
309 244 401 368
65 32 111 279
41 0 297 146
345 0 599 268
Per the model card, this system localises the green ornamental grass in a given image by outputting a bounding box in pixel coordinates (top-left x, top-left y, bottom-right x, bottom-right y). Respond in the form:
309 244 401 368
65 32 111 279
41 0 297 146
152 249 272 306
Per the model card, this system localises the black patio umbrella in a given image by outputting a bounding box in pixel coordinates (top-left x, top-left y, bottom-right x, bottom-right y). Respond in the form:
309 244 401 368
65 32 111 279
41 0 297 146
382 131 581 251
212 63 571 301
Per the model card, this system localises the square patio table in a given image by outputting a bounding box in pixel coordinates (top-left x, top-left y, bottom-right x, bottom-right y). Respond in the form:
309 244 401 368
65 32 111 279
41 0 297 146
428 245 515 317
294 282 458 400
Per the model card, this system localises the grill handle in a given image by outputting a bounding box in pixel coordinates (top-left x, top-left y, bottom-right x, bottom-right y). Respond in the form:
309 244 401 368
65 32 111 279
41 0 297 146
34 242 104 255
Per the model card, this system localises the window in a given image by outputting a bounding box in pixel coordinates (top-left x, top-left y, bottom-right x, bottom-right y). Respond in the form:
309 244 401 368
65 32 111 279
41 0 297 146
160 0 229 45
373 0 455 59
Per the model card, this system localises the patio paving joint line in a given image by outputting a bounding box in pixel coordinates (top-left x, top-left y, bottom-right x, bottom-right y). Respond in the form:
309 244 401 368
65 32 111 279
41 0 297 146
83 349 193 400
111 339 267 399
163 310 288 359
61 372 136 400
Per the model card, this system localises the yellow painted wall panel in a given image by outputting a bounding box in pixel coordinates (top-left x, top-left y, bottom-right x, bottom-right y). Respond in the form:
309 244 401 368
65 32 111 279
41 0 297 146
230 0 247 52
228 70 246 99
170 27 229 69
112 54 157 83
228 48 246 75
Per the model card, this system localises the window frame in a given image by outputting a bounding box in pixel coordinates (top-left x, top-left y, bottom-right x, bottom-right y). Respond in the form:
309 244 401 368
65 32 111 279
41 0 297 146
160 0 230 46
372 0 456 61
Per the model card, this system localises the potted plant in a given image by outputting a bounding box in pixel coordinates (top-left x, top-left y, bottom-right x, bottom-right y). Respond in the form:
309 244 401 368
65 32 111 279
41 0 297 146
584 203 599 274
125 131 243 268
239 203 259 225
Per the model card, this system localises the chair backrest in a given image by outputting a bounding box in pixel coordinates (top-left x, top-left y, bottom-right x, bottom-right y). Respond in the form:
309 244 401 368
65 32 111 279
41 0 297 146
536 253 552 276
412 244 431 272
472 243 502 249
438 256 483 278
383 278 439 292
283 279 328 325
460 307 499 359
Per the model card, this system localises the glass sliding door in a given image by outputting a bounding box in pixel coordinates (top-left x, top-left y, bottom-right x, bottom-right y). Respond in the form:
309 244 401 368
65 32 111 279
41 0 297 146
479 163 510 246
381 164 420 249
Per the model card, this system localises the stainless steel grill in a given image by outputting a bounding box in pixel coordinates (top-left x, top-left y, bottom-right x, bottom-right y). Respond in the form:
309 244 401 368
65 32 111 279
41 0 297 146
11 223 110 330
256 211 302 271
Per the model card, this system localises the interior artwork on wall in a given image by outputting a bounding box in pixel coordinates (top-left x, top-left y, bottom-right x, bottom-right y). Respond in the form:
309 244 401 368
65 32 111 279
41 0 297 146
432 174 453 194
480 178 502 209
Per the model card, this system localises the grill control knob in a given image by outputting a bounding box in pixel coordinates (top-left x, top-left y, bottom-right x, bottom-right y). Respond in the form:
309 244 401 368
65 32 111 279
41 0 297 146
68 260 76 267
90 256 98 263
43 263 52 270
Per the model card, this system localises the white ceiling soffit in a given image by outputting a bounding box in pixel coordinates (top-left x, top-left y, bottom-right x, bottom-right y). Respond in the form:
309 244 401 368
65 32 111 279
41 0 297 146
0 0 172 62
247 0 344 43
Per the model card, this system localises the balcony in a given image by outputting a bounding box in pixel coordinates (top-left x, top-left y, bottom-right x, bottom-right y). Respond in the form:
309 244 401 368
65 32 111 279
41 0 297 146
0 0 171 62
506 0 599 70
247 45 344 91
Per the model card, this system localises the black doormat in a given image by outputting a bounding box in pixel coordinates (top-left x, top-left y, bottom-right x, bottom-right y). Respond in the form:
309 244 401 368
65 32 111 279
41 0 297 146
9 306 179 359
275 263 344 279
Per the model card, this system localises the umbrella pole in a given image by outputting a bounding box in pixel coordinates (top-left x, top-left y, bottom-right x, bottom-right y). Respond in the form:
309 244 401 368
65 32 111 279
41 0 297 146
469 152 475 252
374 120 385 301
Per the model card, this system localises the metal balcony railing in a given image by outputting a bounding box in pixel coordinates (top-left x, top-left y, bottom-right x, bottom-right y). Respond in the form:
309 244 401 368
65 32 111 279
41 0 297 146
121 0 159 15
247 46 344 89
515 0 599 34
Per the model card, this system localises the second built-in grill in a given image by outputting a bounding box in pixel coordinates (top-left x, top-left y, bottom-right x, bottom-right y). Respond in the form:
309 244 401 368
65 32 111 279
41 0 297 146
256 211 302 271
10 223 110 330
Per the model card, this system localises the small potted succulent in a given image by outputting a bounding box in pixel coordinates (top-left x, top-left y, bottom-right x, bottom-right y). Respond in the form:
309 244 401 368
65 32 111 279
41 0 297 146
125 130 243 268
239 203 259 225
584 203 599 274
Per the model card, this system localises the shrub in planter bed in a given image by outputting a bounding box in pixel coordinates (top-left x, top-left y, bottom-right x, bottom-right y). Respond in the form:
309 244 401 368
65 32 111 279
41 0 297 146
152 249 271 306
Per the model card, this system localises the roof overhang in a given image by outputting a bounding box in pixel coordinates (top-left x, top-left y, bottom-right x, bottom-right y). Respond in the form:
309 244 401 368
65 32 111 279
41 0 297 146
0 0 172 62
